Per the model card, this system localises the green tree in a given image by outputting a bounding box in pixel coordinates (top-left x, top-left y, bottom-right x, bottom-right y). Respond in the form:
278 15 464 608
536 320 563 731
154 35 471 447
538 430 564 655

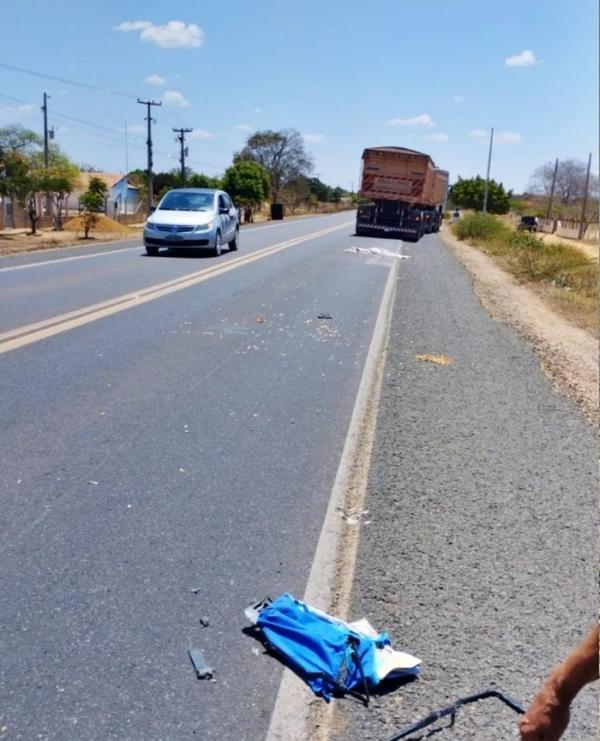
187 172 221 189
0 126 43 230
221 161 270 207
449 176 512 214
79 180 106 239
36 152 80 230
234 129 313 203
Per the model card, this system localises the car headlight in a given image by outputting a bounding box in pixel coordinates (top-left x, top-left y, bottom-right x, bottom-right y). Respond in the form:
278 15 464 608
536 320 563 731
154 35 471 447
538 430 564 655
195 222 213 231
145 221 156 230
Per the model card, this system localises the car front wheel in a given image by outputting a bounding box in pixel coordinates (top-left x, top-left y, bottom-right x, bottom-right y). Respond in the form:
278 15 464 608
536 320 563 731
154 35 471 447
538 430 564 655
212 231 222 257
145 243 159 256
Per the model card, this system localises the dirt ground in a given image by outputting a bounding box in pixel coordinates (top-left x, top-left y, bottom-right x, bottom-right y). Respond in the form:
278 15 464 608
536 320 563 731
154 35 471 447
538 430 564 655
440 225 598 424
0 223 143 256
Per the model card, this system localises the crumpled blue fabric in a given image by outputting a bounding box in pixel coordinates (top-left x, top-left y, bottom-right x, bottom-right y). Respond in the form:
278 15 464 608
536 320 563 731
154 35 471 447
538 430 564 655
256 593 390 701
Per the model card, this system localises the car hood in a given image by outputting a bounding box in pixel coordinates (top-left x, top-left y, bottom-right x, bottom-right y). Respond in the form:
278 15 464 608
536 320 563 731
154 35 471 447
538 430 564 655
148 210 214 226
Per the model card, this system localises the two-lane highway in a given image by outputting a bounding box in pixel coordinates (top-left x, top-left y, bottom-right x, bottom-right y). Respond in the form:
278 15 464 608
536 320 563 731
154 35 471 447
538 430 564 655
0 212 402 740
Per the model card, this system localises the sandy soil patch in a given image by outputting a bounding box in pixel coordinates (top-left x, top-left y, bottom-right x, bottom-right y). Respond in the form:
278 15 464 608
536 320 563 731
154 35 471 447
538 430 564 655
440 226 598 424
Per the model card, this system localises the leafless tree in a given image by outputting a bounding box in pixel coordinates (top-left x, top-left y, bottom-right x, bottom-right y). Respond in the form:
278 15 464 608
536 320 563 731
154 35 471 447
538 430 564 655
234 129 313 203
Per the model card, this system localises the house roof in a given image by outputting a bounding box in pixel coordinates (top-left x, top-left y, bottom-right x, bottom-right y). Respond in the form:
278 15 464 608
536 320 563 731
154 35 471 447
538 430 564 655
78 172 139 190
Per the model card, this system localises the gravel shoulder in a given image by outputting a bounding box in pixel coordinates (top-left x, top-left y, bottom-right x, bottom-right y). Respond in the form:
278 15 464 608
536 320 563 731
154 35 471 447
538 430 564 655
329 232 598 740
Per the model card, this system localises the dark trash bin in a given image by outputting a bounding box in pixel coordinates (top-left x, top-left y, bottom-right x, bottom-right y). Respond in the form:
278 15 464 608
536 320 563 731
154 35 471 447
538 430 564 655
270 203 284 220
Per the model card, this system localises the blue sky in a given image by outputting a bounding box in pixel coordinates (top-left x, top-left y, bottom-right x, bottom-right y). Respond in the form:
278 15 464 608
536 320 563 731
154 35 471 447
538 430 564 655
0 0 597 192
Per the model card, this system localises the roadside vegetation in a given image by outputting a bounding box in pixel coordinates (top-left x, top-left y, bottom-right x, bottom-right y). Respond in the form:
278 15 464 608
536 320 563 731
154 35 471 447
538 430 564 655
452 212 598 333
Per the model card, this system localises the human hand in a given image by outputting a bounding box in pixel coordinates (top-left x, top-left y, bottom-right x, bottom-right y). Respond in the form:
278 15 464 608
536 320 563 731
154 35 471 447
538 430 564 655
519 681 570 740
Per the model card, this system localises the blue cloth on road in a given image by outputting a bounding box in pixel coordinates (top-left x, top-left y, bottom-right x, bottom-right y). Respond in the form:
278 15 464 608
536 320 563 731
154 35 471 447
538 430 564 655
256 592 387 701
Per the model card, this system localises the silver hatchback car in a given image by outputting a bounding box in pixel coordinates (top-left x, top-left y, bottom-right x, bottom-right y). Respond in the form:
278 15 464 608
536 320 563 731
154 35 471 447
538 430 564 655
144 188 239 256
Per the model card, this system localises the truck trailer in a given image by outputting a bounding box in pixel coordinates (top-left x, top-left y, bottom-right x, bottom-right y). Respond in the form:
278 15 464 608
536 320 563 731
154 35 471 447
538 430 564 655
356 147 449 241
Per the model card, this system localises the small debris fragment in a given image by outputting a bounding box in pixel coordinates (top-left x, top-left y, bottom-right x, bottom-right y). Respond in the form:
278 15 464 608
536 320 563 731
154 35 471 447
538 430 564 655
188 648 213 679
415 354 452 365
87 480 98 486
179 468 187 473
190 587 202 594
255 316 265 323
345 246 413 259
251 646 260 656
317 313 332 320
199 616 210 628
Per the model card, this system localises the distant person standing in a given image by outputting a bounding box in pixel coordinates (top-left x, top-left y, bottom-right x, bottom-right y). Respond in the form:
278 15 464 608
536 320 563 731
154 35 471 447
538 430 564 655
452 208 460 222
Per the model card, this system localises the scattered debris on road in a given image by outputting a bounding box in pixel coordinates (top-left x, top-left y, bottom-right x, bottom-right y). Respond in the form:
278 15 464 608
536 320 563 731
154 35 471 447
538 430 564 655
317 313 333 320
244 593 420 704
338 506 370 525
87 480 98 486
189 587 202 594
199 616 210 628
345 246 413 260
255 316 265 323
415 353 452 365
188 648 214 680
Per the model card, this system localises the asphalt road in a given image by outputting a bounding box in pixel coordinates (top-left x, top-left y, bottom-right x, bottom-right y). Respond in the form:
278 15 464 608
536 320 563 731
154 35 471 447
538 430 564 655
2 215 596 741
0 212 400 740
332 232 598 740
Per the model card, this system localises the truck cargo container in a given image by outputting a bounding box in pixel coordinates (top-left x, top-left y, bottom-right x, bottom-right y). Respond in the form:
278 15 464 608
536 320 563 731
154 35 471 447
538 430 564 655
356 147 448 241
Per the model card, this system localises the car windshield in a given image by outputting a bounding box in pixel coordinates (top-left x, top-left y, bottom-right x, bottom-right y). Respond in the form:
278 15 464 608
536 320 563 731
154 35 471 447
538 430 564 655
159 192 214 212
522 216 536 223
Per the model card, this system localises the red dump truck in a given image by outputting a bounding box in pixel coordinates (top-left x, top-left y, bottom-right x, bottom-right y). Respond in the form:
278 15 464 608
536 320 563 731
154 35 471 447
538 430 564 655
356 146 449 241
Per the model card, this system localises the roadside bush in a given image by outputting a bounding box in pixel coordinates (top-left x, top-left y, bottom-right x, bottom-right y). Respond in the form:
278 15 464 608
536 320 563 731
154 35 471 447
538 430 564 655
453 212 511 243
508 230 544 251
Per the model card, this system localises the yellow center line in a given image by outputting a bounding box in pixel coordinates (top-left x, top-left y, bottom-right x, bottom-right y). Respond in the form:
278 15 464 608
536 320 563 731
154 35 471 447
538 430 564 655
0 221 353 355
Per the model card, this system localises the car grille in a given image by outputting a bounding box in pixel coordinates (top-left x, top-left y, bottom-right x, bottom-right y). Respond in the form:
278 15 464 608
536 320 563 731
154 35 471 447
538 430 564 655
154 224 195 233
145 237 210 247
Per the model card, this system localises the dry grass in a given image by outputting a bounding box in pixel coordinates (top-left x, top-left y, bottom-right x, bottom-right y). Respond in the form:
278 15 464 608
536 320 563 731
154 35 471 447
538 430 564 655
452 214 598 335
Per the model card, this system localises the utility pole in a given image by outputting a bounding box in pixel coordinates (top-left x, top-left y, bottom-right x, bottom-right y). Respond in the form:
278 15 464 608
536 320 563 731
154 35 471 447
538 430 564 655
137 98 161 213
545 158 559 224
482 127 494 213
577 152 592 240
173 127 193 185
41 92 50 167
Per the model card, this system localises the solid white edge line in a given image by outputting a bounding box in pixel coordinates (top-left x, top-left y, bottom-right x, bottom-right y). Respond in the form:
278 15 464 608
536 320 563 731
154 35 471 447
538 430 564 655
264 244 401 741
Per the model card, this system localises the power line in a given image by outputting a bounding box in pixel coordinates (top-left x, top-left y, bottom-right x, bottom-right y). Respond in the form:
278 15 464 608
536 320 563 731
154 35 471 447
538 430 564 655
0 61 137 99
0 90 225 173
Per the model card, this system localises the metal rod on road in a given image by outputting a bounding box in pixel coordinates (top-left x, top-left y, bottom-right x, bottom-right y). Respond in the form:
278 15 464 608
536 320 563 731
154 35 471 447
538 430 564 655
482 127 494 213
137 98 161 214
577 153 592 240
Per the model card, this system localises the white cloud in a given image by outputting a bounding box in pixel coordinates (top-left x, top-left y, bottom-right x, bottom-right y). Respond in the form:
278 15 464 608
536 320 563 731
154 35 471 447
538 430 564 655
145 74 166 85
497 131 522 143
469 129 487 138
115 20 152 31
253 107 262 114
235 124 252 131
162 90 190 107
115 20 203 48
453 95 465 103
426 133 449 142
188 129 213 140
505 49 538 67
125 124 146 136
386 113 435 127
303 133 327 144
0 102 38 124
